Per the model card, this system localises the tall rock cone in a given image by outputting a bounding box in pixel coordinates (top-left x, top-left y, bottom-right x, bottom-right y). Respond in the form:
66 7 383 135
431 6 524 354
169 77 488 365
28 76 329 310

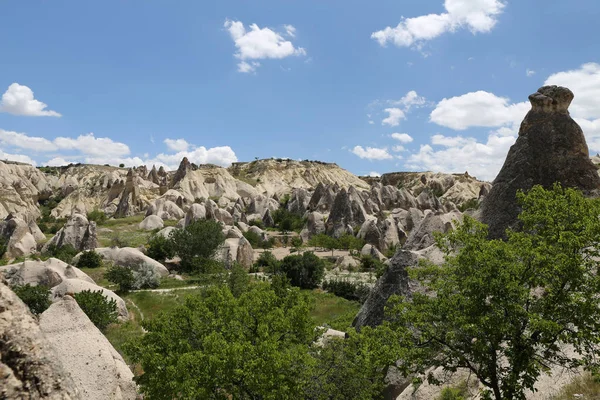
481 85 600 238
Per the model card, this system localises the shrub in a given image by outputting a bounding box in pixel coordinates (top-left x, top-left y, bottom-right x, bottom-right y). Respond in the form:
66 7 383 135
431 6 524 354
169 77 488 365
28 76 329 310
73 289 118 331
146 234 175 262
44 244 78 264
13 284 52 315
170 219 225 273
0 236 7 259
105 265 135 292
242 230 262 248
291 236 303 248
132 264 160 290
322 279 371 303
272 208 305 233
228 263 250 297
77 250 103 269
255 251 280 273
111 233 131 248
458 197 480 212
119 163 125 168
87 209 107 224
248 219 265 229
49 224 60 234
360 255 387 278
438 387 466 400
279 251 325 289
337 234 365 251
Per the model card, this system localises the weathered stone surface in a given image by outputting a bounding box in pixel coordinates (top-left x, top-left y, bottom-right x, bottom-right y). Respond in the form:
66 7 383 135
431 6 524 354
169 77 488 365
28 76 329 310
403 211 461 251
357 219 382 249
360 244 387 262
155 226 176 239
0 279 81 399
262 209 275 228
354 250 417 329
39 296 137 400
218 237 254 268
334 255 360 270
43 214 98 252
300 211 326 241
0 258 94 288
184 203 206 227
0 215 38 259
139 215 164 231
481 85 600 238
326 187 367 237
89 247 169 277
145 198 184 220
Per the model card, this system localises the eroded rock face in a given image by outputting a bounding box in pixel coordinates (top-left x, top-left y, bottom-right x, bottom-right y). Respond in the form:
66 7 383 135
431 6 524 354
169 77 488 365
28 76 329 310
481 86 600 238
0 279 81 399
89 247 169 277
39 296 137 400
0 215 40 259
139 215 164 231
0 258 94 288
51 279 129 320
353 250 417 329
43 214 98 252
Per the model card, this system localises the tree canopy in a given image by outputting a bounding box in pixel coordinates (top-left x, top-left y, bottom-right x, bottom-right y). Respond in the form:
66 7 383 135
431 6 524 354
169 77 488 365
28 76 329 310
382 184 600 400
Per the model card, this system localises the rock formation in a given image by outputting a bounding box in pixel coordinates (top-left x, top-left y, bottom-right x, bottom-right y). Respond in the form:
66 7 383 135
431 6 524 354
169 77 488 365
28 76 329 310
0 215 42 259
0 279 81 399
481 86 600 238
43 214 97 252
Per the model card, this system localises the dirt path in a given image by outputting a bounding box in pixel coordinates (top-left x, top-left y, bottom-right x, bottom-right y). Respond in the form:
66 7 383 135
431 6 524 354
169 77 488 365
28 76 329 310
130 285 203 293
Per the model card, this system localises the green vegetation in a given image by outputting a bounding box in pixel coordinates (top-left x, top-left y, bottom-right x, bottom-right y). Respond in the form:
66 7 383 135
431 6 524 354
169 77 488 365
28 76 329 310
43 244 78 264
382 184 600 400
227 263 251 297
360 255 387 278
322 279 370 303
242 229 274 249
170 219 225 273
77 250 103 269
0 236 7 259
272 207 305 233
74 289 118 331
457 197 480 212
309 233 365 256
105 265 136 292
551 374 600 399
146 234 174 262
253 250 279 272
87 209 107 224
12 284 52 315
278 251 325 289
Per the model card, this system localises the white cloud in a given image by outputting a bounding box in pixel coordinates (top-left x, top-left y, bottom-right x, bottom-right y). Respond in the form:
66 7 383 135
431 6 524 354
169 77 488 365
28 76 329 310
164 138 190 152
0 83 61 117
382 108 406 126
0 149 36 165
224 20 306 73
46 157 75 167
391 133 414 143
0 129 56 152
430 91 529 130
54 133 130 157
351 146 393 160
372 0 505 49
368 171 381 177
545 63 600 120
526 69 536 77
392 145 405 152
392 90 427 110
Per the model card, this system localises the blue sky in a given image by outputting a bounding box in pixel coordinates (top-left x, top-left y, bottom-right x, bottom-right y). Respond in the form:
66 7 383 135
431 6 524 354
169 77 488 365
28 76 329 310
0 0 599 181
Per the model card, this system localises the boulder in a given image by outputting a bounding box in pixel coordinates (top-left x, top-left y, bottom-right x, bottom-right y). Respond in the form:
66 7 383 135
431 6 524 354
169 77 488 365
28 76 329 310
0 215 41 259
300 211 326 241
0 258 94 288
184 203 206 227
334 255 361 270
156 226 176 239
357 219 382 249
287 188 311 215
403 211 461 251
145 198 185 220
43 214 98 252
51 278 128 320
481 86 600 238
353 250 417 329
139 215 164 231
262 208 275 228
218 237 254 268
0 279 81 399
360 244 387 262
39 296 137 400
326 187 367 238
89 247 169 277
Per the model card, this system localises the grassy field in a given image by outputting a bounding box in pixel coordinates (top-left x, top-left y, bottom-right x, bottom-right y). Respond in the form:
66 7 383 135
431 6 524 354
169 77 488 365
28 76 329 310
95 214 177 248
551 374 600 399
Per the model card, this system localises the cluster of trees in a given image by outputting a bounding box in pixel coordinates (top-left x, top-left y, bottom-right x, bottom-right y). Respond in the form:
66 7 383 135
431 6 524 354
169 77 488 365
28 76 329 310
308 233 365 256
125 184 600 400
255 250 326 289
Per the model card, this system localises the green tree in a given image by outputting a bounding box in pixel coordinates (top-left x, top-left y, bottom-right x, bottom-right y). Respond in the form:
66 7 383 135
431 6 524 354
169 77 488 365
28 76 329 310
279 251 325 289
227 262 250 297
146 234 175 262
13 284 52 315
77 250 103 269
309 233 338 256
105 264 135 292
255 250 280 273
44 244 78 264
125 284 317 399
383 184 600 400
74 289 118 331
170 219 225 273
86 209 107 224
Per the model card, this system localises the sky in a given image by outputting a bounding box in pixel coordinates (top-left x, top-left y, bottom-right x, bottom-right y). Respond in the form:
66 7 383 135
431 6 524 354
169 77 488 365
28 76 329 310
0 0 599 181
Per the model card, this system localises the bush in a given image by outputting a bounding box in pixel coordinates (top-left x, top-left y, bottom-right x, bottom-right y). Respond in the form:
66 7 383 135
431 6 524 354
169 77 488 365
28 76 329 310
322 279 371 303
13 284 52 315
73 289 118 331
170 219 225 273
248 219 264 229
438 387 466 400
272 208 305 233
291 236 303 248
77 250 103 269
242 230 262 248
133 264 160 290
255 251 280 273
87 209 107 224
146 234 174 262
0 236 7 259
458 197 480 212
111 233 131 248
360 255 387 278
119 163 125 168
337 234 365 251
228 263 250 297
279 251 325 289
44 244 78 264
105 265 135 292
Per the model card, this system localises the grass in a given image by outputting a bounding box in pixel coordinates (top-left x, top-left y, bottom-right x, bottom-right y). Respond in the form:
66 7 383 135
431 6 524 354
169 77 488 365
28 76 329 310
551 373 600 399
79 266 111 288
305 289 361 331
96 214 178 248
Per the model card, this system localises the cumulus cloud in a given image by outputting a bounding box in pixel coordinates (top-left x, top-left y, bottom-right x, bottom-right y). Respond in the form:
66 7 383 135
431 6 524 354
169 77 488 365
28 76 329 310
391 133 414 143
430 91 529 130
164 138 190 152
526 69 536 77
368 171 381 177
0 83 61 117
392 145 405 152
382 108 406 126
46 157 76 167
224 20 306 73
372 0 505 50
0 149 36 165
0 129 55 152
392 90 427 110
351 146 393 160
